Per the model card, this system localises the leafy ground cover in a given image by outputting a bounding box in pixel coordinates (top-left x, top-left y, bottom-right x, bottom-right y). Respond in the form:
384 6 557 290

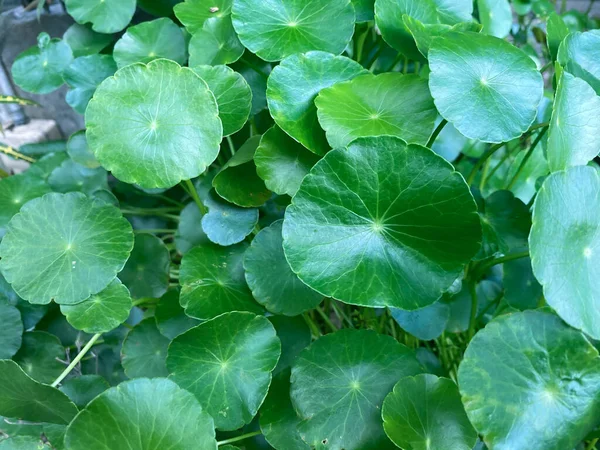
1 0 600 449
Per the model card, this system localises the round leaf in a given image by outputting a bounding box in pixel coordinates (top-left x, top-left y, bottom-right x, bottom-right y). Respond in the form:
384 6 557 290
503 257 542 310
477 0 512 38
113 18 187 68
0 300 23 359
13 331 64 384
266 51 368 155
58 374 109 408
175 0 232 34
315 73 437 149
63 54 117 114
530 166 600 339
155 289 199 339
85 59 222 189
458 310 600 450
231 0 355 62
0 192 134 305
65 0 136 34
188 17 244 66
244 220 322 316
121 318 170 378
64 378 217 450
201 190 259 246
60 279 132 334
382 374 477 450
429 32 543 143
390 301 450 341
291 329 423 449
179 242 262 319
433 0 473 24
167 311 281 430
48 159 108 195
175 202 210 254
557 30 600 95
283 136 482 310
63 23 112 57
66 131 100 169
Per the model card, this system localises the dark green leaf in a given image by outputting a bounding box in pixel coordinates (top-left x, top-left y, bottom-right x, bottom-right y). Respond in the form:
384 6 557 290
268 315 311 375
63 54 117 114
390 301 450 340
201 190 259 246
547 12 569 61
13 332 64 384
63 23 113 57
0 300 23 359
175 202 210 254
48 159 108 195
121 318 170 378
188 17 244 66
154 289 199 339
58 374 109 408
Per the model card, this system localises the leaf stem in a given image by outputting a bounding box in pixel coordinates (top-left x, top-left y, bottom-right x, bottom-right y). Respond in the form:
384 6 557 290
426 119 447 148
467 281 478 340
121 210 180 221
506 127 548 190
331 301 354 328
182 179 207 215
303 312 322 338
539 61 553 74
475 251 530 278
0 144 35 163
226 136 236 157
51 333 102 387
466 143 505 185
586 438 599 450
384 53 405 72
366 42 385 71
315 306 337 332
217 430 262 446
134 229 176 234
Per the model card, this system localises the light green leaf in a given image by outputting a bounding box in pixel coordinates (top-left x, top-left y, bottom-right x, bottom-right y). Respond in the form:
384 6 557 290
64 0 136 34
122 318 170 378
429 32 543 143
477 0 512 38
382 374 477 450
58 374 109 408
0 300 22 359
231 0 355 62
155 289 199 339
201 190 259 246
458 310 600 450
0 192 133 305
266 51 368 155
188 17 244 66
0 437 50 449
64 378 217 450
13 332 64 384
48 159 108 195
175 202 210 254
530 166 600 339
63 23 113 57
390 301 450 341
167 311 281 430
113 18 187 68
315 73 437 149
547 12 569 61
557 30 600 95
66 131 99 169
85 59 222 189
174 0 232 34
433 0 473 24
63 54 117 114
283 136 481 310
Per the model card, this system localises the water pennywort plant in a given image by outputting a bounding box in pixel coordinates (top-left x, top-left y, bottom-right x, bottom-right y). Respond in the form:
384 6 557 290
1 0 600 449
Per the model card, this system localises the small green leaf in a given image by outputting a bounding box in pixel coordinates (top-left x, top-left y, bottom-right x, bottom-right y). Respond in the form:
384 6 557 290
269 315 312 375
64 378 217 450
122 318 170 378
63 23 113 57
64 0 136 34
231 0 355 62
167 311 281 430
458 310 600 450
390 301 450 341
201 190 259 246
155 289 199 339
180 242 262 319
58 375 109 408
557 30 600 95
503 257 542 310
0 300 23 359
315 73 437 149
63 54 117 114
175 202 210 254
477 0 512 38
175 0 232 34
48 159 108 195
85 59 222 189
382 374 477 450
547 12 569 61
188 17 244 66
66 131 100 169
0 192 134 305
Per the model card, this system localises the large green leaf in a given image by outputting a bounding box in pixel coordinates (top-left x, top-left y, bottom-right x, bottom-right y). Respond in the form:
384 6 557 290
12 332 64 384
477 0 511 38
64 0 136 33
266 51 368 155
60 279 132 333
11 33 73 94
179 243 262 319
458 310 600 450
315 73 436 149
85 59 222 189
0 192 133 305
121 318 170 378
63 54 117 114
530 166 600 339
0 360 77 425
175 0 232 34
113 18 187 68
429 32 543 143
188 17 244 66
167 311 281 430
291 329 423 449
63 23 113 57
244 220 322 316
283 136 481 310
64 378 217 450
231 0 355 62
557 30 600 95
546 72 600 171
201 190 259 246
382 374 477 450
0 300 22 359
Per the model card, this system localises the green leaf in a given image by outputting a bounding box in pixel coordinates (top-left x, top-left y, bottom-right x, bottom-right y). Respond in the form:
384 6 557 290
58 374 109 408
477 0 512 38
503 256 542 310
155 289 199 339
291 329 423 449
0 300 22 359
28 153 69 180
11 33 73 94
433 0 473 24
231 0 355 62
0 172 51 239
188 17 245 66
557 30 600 95
266 51 368 155
546 72 600 171
63 54 117 114
244 220 322 316
268 315 312 375
60 279 132 334
353 0 375 21
119 233 170 299
64 378 217 450
63 23 113 57
113 18 187 68
64 0 136 34
175 202 210 254
530 166 600 339
429 32 543 143
48 159 108 195
138 0 183 17
0 192 133 305
85 59 222 189
192 65 252 136
201 190 259 246
390 301 450 340
235 56 271 115
458 310 600 450
167 311 281 430
122 318 170 378
315 73 437 149
0 360 77 425
547 12 569 61
443 279 501 333
382 374 477 450
66 131 100 169
175 0 232 34
179 242 263 319
283 136 481 310
13 332 64 384
0 437 50 449
255 126 321 197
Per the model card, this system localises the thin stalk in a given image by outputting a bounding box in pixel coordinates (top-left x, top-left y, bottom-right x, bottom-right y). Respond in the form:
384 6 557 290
384 53 404 72
426 119 447 148
467 281 478 340
226 136 236 157
475 251 530 278
0 144 35 163
478 157 492 192
483 147 514 188
586 0 597 14
466 143 504 185
402 56 409 74
539 61 553 74
134 229 176 234
303 312 322 338
366 42 385 71
316 306 337 332
0 167 8 178
586 438 599 450
121 210 180 221
132 298 160 307
331 301 354 328
183 179 207 215
355 23 372 63
560 0 567 13
217 430 262 446
51 333 101 387
529 121 549 131
506 127 548 190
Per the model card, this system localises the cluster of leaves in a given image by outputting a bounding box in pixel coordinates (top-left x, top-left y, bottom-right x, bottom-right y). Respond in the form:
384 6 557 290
1 0 600 449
